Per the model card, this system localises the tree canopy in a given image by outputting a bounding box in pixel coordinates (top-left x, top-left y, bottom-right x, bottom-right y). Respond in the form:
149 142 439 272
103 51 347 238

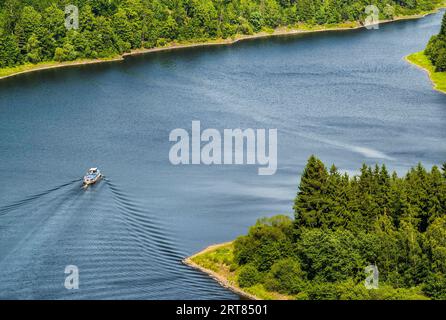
233 156 446 299
425 11 446 72
0 0 443 68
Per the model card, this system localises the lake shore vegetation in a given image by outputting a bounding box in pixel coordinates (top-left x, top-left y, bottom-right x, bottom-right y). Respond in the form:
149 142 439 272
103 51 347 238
186 156 446 300
1 0 445 78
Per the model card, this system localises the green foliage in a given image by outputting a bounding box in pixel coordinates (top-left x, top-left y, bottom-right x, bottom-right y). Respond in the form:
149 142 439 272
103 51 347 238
234 215 293 271
298 228 364 283
426 12 446 72
423 273 446 299
191 243 234 272
0 0 443 68
264 258 305 294
238 264 261 288
294 280 428 300
233 156 446 299
426 216 446 274
0 33 20 67
25 33 41 63
54 41 78 61
293 155 329 229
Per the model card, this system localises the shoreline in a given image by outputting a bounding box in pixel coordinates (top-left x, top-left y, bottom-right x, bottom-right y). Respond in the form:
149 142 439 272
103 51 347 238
182 242 259 300
0 57 124 80
1 7 444 81
405 53 446 94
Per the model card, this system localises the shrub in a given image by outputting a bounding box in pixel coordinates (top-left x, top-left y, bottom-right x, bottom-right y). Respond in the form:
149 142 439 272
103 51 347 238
265 258 306 294
156 38 168 47
435 48 446 72
305 282 341 300
233 215 294 271
423 273 446 300
238 264 261 288
297 228 364 283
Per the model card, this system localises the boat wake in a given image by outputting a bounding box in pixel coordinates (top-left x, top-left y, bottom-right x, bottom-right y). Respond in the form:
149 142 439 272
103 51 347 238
0 179 82 216
0 177 233 299
104 178 186 268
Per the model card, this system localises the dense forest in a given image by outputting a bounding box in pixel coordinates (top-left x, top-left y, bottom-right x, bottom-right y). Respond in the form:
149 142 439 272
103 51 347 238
0 0 444 69
426 11 446 71
233 156 446 299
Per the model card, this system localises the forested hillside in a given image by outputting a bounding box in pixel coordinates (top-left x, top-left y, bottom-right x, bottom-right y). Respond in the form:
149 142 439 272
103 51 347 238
426 11 446 70
231 156 446 299
0 0 444 69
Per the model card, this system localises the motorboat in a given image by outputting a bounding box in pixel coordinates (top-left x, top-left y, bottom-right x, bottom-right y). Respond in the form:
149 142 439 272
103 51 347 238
83 168 102 187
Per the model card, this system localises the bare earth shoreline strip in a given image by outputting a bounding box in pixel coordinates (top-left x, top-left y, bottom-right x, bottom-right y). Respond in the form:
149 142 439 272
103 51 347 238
182 242 259 300
0 7 444 81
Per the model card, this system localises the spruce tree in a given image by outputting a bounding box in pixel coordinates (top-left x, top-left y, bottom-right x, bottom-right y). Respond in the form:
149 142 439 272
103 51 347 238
440 11 446 36
294 155 329 230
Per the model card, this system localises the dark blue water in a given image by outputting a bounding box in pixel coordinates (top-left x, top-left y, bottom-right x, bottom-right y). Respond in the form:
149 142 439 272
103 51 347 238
0 12 445 299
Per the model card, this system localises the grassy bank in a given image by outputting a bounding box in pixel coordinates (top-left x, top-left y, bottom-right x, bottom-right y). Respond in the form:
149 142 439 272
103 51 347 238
1 5 445 81
185 238 430 300
183 242 292 300
0 57 122 79
406 51 446 94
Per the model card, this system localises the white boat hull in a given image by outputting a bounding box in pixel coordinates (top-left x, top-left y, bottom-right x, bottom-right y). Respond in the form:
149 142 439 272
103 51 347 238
83 174 102 186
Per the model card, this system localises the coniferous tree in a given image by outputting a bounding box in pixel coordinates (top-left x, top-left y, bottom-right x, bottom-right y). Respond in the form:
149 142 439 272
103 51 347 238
234 157 446 299
0 0 443 68
442 162 446 178
0 33 20 67
294 155 329 230
425 11 446 71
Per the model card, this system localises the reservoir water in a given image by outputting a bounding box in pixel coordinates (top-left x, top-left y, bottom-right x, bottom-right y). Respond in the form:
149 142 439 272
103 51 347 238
0 11 445 299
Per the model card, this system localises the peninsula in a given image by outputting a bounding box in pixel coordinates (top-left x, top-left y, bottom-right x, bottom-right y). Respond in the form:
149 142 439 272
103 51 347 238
185 157 446 300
